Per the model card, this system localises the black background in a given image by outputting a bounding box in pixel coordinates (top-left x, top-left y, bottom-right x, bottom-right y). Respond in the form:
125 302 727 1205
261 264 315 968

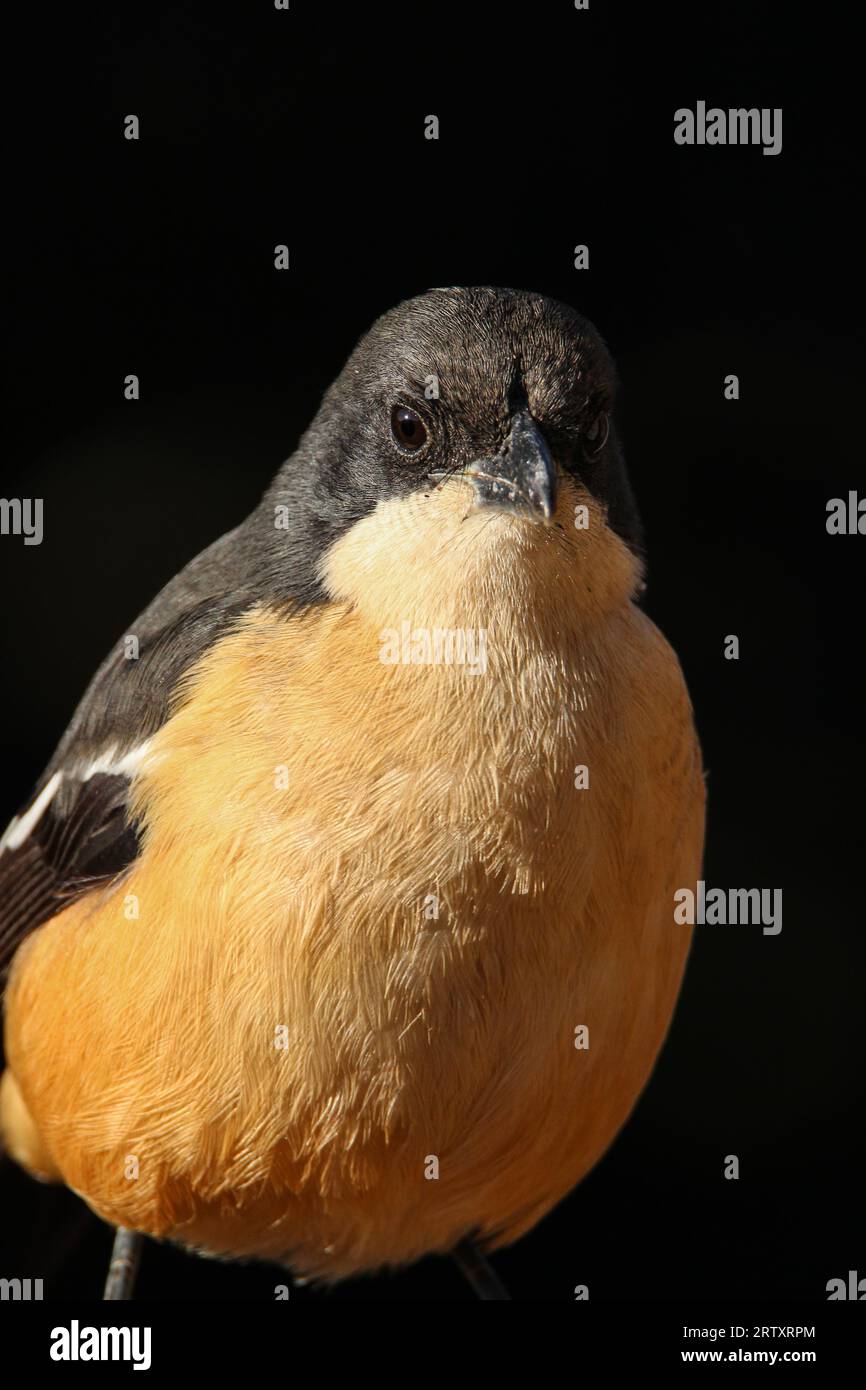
0 2 861 1302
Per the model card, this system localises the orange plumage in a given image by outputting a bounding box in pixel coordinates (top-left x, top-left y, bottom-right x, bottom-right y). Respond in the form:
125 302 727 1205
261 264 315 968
1 474 704 1279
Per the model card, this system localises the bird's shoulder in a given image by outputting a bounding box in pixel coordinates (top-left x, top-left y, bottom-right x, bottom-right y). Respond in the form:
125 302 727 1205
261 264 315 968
0 524 257 974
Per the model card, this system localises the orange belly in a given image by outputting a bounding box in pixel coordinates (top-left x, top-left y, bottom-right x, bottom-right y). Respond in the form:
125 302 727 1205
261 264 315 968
1 581 705 1278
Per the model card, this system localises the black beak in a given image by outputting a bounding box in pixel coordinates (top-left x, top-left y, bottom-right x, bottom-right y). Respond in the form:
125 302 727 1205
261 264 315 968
467 411 557 521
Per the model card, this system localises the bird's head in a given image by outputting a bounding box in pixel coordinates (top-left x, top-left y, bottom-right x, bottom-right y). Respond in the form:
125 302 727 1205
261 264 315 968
259 287 645 637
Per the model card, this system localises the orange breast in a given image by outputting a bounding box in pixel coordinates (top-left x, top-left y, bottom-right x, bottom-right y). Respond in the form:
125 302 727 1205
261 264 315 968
2 504 705 1279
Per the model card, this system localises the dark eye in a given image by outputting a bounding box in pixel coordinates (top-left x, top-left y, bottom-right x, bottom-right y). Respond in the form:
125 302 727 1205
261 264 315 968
390 405 428 452
584 412 609 457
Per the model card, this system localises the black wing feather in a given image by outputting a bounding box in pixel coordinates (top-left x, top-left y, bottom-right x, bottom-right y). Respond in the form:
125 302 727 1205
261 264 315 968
0 486 322 982
0 773 138 977
0 523 266 983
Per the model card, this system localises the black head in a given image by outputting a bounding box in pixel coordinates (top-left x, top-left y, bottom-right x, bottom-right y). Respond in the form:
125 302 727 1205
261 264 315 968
248 287 642 604
41 289 647 772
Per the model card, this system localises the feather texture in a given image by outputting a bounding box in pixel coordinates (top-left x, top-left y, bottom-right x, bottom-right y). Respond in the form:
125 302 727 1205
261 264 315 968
1 477 705 1279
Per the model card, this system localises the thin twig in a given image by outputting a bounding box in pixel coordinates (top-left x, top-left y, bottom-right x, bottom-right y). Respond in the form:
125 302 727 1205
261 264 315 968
103 1227 143 1301
453 1238 511 1300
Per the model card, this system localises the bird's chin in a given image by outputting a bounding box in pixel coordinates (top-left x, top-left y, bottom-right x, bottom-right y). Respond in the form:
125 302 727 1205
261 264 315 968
320 473 642 640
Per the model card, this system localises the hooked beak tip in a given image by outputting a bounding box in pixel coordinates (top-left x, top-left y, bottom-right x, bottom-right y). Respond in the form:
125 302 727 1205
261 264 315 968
471 412 558 522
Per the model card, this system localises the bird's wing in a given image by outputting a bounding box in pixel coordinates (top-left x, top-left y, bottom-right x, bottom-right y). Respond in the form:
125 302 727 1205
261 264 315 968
0 769 139 973
0 526 255 977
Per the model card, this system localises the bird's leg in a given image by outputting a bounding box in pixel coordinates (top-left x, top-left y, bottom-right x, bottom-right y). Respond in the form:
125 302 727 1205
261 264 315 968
452 1238 511 1300
103 1226 143 1300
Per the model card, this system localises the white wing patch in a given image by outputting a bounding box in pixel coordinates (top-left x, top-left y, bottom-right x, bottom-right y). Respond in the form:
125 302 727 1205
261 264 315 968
0 770 64 852
76 742 152 783
0 742 152 856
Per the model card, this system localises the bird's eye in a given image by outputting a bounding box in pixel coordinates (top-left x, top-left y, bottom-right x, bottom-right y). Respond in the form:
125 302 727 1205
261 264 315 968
390 405 428 452
584 412 609 457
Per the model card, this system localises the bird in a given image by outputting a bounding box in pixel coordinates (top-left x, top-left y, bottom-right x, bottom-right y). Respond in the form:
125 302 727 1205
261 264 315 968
0 286 705 1298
